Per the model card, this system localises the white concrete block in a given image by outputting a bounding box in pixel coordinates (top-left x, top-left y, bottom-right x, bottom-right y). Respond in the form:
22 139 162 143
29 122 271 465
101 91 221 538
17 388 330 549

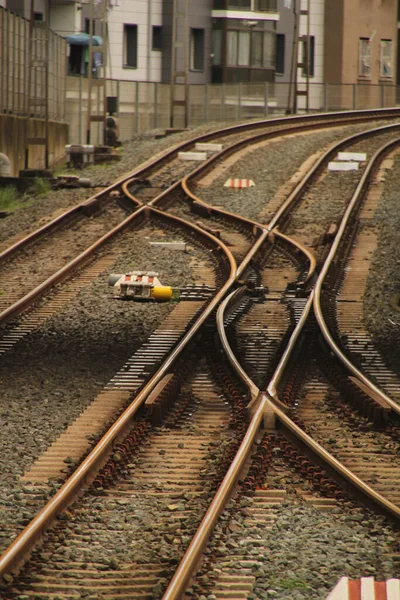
328 162 359 171
387 579 400 600
337 152 367 162
149 242 187 251
360 577 375 600
326 577 349 600
195 143 223 152
178 152 207 161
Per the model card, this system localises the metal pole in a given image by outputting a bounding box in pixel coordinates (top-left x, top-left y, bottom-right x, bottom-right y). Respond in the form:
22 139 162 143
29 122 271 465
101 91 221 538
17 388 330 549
305 0 310 112
169 0 177 127
205 83 208 123
264 81 269 116
25 0 34 169
287 0 299 114
86 0 94 144
135 80 140 133
44 0 49 168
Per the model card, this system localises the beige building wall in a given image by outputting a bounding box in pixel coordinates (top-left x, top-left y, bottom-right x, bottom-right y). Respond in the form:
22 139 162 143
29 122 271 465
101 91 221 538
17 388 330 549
325 0 397 86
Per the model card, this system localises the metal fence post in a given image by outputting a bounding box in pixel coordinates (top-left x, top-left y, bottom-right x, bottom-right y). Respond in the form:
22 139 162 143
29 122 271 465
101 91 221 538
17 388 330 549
264 82 269 116
154 82 158 129
205 83 208 124
136 81 140 133
79 75 83 144
238 82 241 120
324 82 328 112
221 83 225 121
186 83 190 127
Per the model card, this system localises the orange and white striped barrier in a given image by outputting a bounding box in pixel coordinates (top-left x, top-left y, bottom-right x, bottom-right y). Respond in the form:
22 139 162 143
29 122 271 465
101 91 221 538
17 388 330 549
224 178 255 189
327 577 400 599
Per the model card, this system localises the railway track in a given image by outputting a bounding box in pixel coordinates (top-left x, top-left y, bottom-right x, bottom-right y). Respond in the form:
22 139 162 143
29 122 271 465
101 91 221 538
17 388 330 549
1 110 400 599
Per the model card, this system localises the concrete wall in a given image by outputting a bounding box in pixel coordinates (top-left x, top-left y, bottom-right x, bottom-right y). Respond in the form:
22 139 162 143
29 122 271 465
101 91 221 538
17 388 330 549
50 3 81 37
276 0 295 84
0 114 68 176
80 0 164 82
6 0 46 19
161 0 213 84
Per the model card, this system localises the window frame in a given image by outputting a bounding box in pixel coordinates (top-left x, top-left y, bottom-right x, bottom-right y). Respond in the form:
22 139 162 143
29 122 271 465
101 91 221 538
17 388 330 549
358 37 372 79
380 39 393 78
226 26 274 68
275 32 285 74
190 28 205 71
124 23 138 69
152 25 162 51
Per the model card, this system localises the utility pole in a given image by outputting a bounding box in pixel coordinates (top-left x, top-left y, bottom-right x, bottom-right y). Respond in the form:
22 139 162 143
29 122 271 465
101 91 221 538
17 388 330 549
86 0 107 145
286 0 300 114
25 0 50 170
170 0 189 128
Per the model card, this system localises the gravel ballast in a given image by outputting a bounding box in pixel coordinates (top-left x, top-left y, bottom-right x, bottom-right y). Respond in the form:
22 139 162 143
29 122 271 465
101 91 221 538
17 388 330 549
0 119 400 596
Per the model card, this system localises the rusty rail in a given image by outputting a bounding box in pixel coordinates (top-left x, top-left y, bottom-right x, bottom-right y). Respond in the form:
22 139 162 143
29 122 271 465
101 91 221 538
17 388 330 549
0 208 237 577
313 135 400 417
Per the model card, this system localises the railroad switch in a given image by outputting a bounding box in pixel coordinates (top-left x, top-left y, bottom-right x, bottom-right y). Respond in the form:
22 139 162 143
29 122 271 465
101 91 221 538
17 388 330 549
109 271 173 301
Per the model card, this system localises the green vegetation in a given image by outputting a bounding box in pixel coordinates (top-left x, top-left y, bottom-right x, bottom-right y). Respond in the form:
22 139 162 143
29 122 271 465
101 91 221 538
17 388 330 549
171 288 181 302
32 177 52 197
269 576 311 591
0 186 19 212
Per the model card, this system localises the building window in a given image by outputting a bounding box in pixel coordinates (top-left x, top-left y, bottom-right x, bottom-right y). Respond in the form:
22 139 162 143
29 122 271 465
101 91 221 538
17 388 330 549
85 19 96 35
152 26 162 51
34 12 43 21
254 0 277 10
302 35 314 77
220 0 277 9
227 0 251 9
227 28 274 68
190 28 205 71
359 38 371 78
124 24 138 68
212 29 223 65
380 40 393 77
275 33 285 74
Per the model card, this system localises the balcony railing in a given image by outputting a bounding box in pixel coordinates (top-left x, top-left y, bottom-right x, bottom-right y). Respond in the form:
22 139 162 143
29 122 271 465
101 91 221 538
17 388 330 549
213 0 277 12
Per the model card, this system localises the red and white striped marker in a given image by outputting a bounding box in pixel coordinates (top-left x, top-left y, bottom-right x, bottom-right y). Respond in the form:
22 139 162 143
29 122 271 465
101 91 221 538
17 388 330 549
224 178 255 189
326 577 400 599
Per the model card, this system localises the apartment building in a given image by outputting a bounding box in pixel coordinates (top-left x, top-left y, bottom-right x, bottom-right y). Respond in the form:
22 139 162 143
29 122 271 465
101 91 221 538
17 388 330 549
2 0 398 90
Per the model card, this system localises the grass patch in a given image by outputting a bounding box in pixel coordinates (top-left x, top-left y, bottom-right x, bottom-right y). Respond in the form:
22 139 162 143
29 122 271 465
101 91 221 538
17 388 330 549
0 186 20 212
269 576 311 591
32 177 52 197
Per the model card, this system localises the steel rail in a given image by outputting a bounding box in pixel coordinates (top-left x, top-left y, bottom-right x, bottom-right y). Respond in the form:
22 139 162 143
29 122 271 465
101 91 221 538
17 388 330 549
2 111 400 585
272 228 317 283
274 403 400 520
179 121 400 281
162 126 400 599
267 291 314 402
162 392 267 600
120 177 144 207
0 205 147 325
313 136 400 416
217 287 260 402
1 110 396 268
0 207 237 577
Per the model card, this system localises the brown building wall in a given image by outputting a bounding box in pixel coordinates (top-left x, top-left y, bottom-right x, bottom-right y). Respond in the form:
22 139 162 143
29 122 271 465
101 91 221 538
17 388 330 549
325 0 397 86
324 0 344 84
0 115 68 177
